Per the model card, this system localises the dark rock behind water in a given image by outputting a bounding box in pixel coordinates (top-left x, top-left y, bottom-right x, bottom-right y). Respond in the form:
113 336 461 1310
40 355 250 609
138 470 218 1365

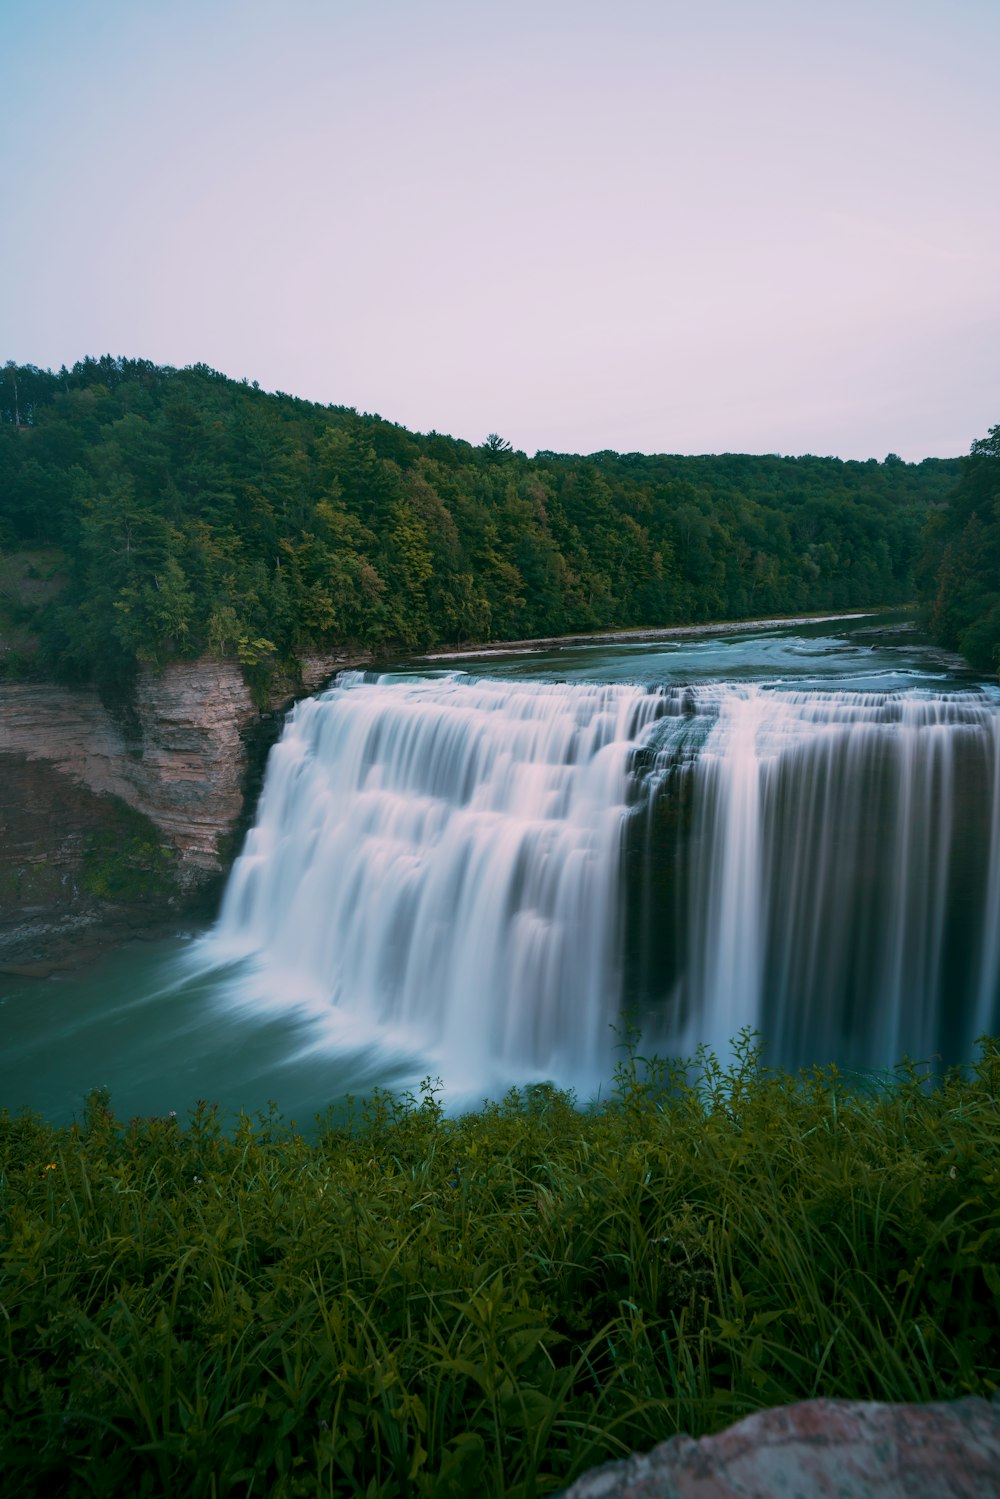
560 1396 1000 1498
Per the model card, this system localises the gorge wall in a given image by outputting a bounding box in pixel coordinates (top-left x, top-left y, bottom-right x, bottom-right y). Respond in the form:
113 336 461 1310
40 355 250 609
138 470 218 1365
0 651 352 968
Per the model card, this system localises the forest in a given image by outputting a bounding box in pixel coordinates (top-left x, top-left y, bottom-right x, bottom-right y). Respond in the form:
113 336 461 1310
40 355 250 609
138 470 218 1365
918 422 1000 673
0 356 988 693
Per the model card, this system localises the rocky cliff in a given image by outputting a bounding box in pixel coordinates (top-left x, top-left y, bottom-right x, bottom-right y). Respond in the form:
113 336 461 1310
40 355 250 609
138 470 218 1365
0 650 358 968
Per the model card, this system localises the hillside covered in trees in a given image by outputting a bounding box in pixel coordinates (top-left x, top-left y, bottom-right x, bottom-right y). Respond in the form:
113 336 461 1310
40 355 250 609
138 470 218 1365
0 357 964 695
918 423 1000 675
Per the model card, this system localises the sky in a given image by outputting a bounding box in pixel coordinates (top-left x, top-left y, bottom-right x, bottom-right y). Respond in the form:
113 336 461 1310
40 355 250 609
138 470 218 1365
3 0 998 461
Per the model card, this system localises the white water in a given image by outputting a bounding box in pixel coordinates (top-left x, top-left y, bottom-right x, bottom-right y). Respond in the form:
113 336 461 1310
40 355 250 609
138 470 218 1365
650 688 1000 1065
204 669 1000 1090
211 673 665 1092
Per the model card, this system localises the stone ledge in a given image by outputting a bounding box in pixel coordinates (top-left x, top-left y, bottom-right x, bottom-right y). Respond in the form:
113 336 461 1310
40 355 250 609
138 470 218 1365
560 1395 1000 1499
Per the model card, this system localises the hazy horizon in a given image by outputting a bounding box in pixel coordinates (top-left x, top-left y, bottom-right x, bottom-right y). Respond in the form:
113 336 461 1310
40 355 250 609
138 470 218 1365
4 0 998 464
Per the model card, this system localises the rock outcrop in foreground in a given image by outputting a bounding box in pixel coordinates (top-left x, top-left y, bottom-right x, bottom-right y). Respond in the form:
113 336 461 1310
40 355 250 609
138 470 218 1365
560 1396 1000 1499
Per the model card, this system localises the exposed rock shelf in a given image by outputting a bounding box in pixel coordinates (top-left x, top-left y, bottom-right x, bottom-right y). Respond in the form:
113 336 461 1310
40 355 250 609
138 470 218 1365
0 651 360 966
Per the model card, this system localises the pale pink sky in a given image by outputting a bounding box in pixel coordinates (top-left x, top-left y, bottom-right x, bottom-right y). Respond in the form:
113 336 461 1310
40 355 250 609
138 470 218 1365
4 0 998 459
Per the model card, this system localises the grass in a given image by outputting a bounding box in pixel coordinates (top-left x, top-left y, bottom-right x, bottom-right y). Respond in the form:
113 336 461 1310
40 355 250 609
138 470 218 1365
1 1031 998 1497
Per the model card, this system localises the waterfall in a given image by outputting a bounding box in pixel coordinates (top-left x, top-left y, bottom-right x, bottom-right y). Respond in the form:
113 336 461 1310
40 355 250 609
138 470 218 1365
212 672 666 1090
639 686 1000 1066
208 670 1000 1087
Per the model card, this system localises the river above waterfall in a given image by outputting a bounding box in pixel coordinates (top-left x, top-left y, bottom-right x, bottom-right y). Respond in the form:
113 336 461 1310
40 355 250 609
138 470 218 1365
3 613 998 1126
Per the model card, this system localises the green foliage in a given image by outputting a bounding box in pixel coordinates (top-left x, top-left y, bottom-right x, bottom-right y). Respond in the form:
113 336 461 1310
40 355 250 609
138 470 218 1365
0 547 66 679
1 1037 998 1496
919 424 1000 675
79 818 177 903
0 358 959 686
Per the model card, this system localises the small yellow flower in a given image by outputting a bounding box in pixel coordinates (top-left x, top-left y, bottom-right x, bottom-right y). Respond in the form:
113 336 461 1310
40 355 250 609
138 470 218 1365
43 1163 57 1171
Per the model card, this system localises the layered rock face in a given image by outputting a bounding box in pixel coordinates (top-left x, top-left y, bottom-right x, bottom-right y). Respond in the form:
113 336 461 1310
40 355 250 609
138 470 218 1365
0 661 254 876
0 652 355 965
0 753 180 966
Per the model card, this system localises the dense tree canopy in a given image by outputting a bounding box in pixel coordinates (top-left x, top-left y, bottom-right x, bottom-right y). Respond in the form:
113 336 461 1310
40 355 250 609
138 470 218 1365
0 357 960 692
918 423 1000 675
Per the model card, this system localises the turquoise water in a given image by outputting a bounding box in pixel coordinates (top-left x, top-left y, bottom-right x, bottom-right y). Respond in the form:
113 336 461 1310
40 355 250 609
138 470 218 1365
1 614 995 1127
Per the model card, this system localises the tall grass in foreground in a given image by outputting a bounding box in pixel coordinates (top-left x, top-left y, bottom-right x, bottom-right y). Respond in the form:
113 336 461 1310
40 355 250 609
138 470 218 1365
1 1033 998 1497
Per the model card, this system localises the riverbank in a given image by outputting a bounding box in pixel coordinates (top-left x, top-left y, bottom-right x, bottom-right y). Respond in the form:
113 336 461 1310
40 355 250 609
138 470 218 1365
417 609 880 662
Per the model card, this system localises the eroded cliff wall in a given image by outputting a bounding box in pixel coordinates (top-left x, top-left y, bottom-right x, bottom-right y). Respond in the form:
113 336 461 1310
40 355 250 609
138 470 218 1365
0 651 353 966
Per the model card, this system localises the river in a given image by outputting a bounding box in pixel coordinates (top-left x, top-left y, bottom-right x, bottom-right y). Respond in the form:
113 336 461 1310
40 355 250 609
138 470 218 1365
2 613 997 1126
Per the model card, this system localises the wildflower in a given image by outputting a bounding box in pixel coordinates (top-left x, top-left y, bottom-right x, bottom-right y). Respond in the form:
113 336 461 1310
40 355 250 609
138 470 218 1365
43 1163 57 1172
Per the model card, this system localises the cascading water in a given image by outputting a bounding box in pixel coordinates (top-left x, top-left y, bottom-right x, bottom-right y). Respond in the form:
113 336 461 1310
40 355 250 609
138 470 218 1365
212 673 666 1091
207 669 1000 1090
631 685 1000 1068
